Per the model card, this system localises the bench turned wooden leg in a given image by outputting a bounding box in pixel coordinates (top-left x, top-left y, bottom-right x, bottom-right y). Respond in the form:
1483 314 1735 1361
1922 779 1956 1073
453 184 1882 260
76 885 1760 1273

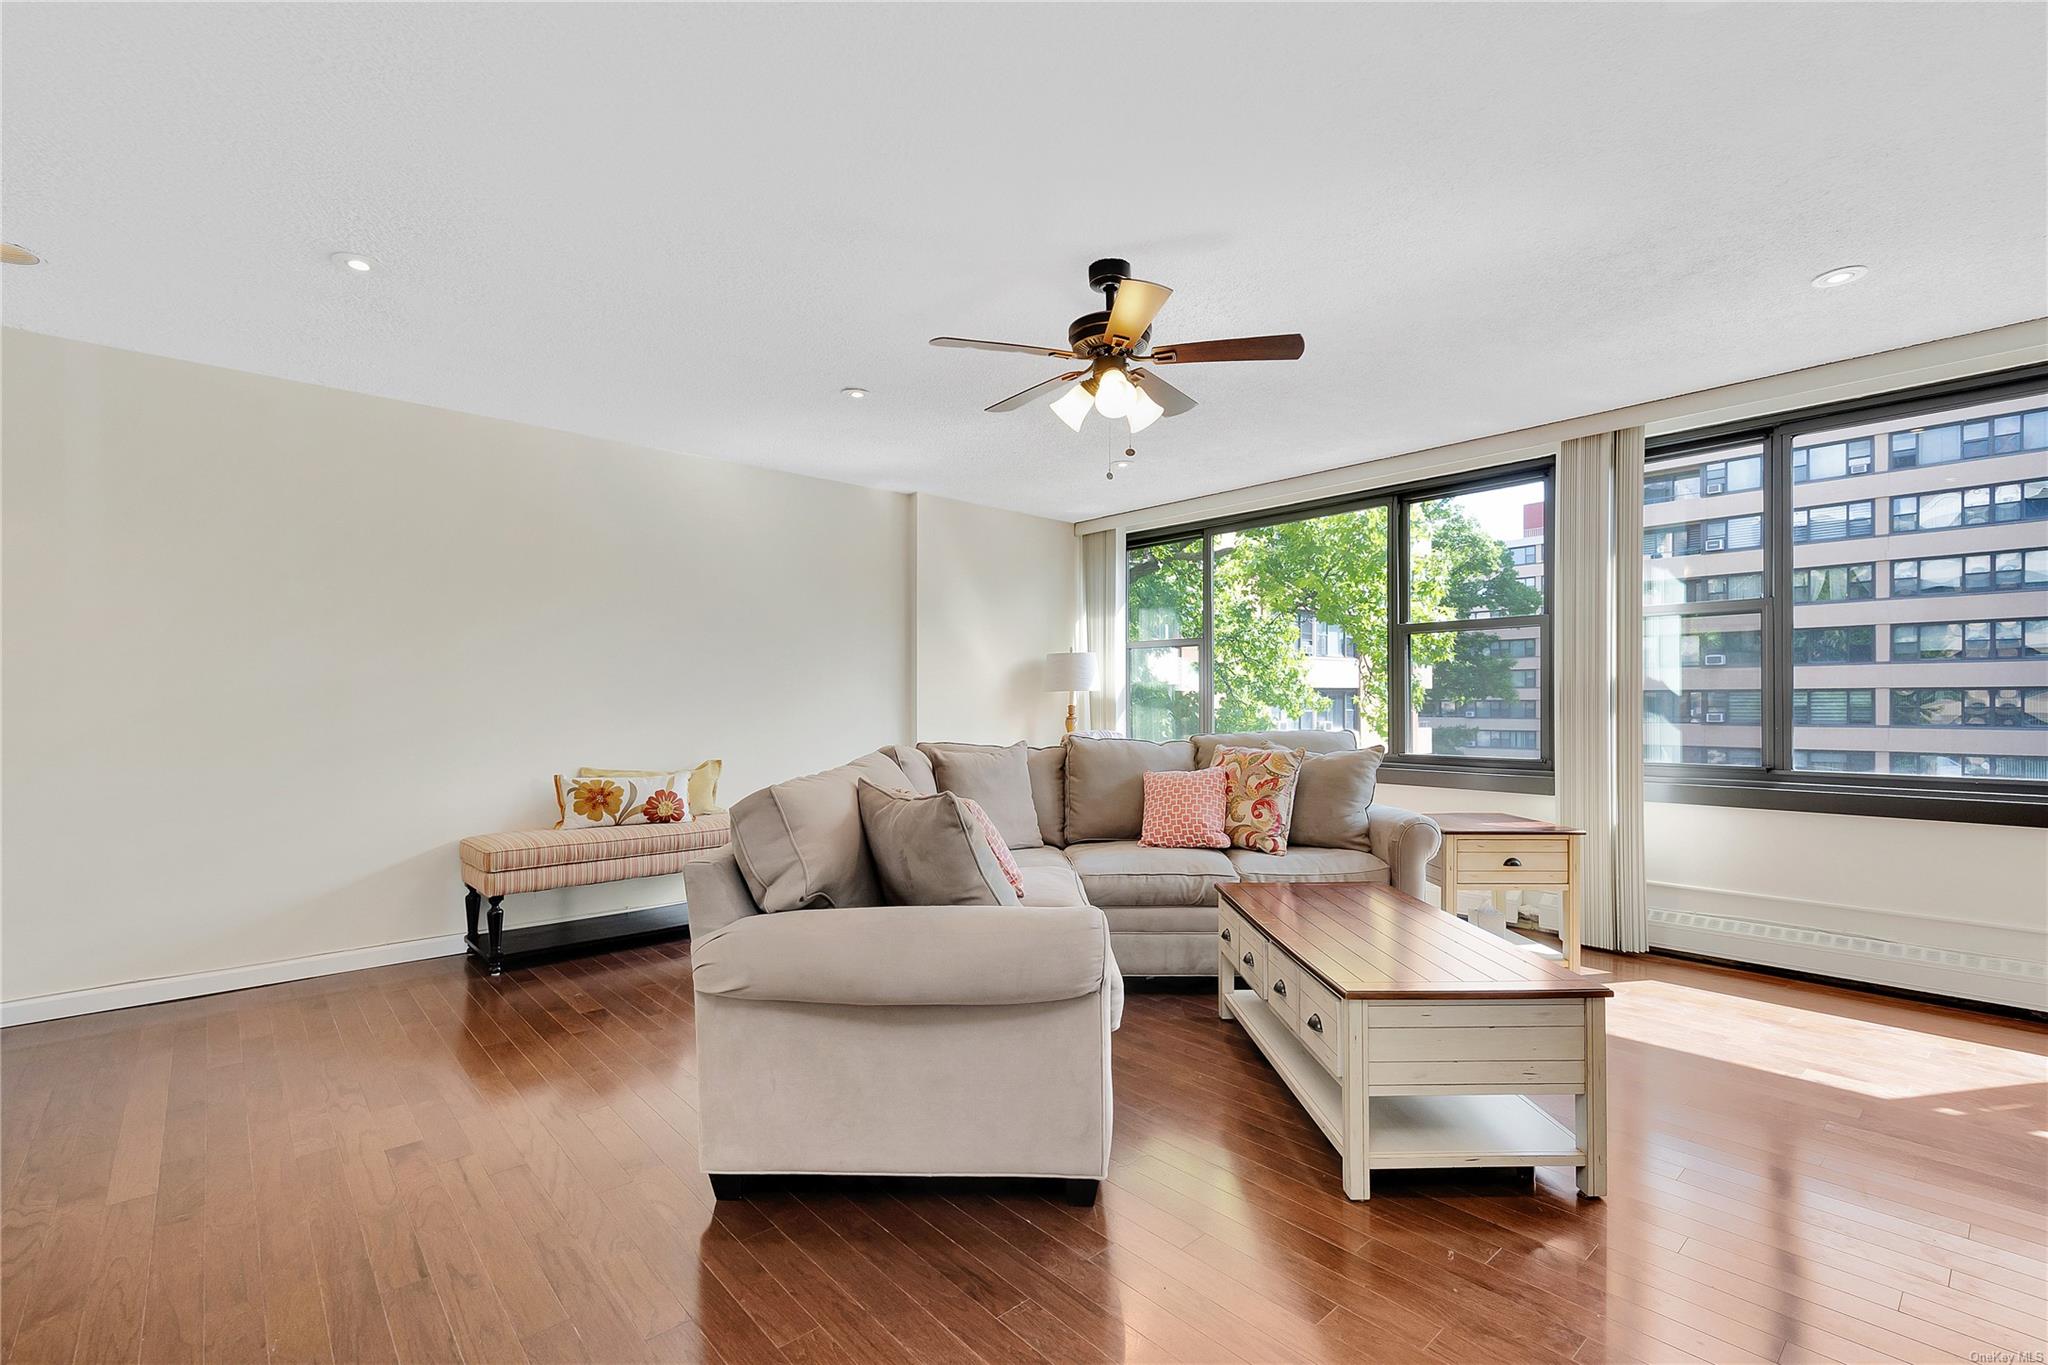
486 896 505 976
464 888 480 941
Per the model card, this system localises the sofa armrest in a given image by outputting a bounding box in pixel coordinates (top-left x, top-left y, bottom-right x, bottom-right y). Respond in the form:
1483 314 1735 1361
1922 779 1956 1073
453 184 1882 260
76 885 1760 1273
692 904 1115 1009
1366 804 1442 898
684 848 761 936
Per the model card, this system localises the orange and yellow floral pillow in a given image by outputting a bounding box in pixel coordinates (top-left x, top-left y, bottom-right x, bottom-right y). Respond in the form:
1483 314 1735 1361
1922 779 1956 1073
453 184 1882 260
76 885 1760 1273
554 772 689 828
1209 746 1305 855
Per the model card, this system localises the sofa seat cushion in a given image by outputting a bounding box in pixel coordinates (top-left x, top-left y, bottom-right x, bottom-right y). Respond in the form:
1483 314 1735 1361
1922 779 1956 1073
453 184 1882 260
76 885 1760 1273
1011 846 1090 908
462 812 732 875
1063 841 1236 907
1098 903 1218 935
1225 846 1390 884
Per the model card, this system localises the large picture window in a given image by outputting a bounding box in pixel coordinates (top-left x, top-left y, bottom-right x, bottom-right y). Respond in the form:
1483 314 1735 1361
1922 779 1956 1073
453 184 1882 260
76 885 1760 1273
1125 464 1552 785
1644 368 2048 820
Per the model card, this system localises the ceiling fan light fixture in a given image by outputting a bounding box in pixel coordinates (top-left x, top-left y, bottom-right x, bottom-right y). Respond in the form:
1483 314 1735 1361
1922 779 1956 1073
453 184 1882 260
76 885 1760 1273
1092 364 1136 419
1050 382 1093 432
1126 384 1165 434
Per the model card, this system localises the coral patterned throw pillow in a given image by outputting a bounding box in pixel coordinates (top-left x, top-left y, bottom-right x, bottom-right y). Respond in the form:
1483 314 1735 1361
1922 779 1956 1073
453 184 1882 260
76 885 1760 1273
1209 746 1305 854
1140 767 1230 849
958 796 1027 897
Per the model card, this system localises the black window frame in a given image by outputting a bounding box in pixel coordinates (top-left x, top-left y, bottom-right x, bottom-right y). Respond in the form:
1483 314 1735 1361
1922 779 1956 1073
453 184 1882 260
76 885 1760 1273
1644 364 2048 827
1124 459 1556 794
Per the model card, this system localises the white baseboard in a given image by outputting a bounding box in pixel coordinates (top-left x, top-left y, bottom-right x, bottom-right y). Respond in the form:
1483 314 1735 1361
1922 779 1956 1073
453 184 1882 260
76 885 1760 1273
1 934 467 1028
1646 903 2047 1013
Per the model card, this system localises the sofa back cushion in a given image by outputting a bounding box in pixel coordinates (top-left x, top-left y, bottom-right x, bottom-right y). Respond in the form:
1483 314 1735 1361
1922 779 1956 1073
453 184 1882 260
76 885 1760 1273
1192 728 1357 770
1064 736 1196 843
730 750 908 911
855 780 1022 907
1027 744 1067 847
918 741 1044 849
1287 745 1387 852
882 744 938 796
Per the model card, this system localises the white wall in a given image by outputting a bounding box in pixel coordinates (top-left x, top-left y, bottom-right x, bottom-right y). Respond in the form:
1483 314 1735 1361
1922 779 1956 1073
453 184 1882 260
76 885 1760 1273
912 493 1079 747
1 330 1077 1016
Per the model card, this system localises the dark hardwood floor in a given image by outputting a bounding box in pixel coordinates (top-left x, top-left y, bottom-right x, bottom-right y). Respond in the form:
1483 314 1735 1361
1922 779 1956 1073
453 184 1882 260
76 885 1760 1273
3 938 2043 1364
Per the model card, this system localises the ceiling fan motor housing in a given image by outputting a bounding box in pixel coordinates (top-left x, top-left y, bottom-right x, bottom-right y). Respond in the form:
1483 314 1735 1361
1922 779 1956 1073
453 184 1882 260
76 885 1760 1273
1068 311 1111 352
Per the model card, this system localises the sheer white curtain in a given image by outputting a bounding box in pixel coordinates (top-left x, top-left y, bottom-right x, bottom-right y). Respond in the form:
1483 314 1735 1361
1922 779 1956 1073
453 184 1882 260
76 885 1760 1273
1079 528 1126 733
1554 428 1649 952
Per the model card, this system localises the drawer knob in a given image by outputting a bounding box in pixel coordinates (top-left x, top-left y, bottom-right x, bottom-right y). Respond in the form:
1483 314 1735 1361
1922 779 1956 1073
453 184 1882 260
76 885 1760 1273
1504 856 1522 867
1241 952 1254 968
1306 1014 1323 1033
1221 927 1231 942
1272 980 1287 997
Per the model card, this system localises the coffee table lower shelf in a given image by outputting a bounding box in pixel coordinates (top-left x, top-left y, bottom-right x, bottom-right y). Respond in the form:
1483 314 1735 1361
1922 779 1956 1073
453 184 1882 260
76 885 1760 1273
1225 987 1585 1180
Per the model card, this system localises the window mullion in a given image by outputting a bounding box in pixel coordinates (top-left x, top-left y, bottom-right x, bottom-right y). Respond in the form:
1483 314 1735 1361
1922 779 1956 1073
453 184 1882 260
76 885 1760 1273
1766 424 1795 773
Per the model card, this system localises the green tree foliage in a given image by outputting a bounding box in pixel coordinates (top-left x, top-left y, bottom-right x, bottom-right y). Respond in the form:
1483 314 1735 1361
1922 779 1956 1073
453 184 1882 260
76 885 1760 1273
1125 499 1540 741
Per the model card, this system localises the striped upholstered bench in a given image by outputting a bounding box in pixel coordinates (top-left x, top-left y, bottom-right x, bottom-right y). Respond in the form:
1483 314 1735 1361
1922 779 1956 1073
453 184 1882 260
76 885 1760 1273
458 813 733 973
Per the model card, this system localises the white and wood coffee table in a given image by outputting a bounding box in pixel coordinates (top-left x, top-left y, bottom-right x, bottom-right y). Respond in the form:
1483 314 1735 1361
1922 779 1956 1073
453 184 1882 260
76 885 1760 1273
1217 880 1612 1201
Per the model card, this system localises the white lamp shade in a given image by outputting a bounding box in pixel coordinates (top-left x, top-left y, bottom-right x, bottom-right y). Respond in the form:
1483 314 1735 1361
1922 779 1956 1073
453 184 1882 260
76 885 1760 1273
1043 650 1100 692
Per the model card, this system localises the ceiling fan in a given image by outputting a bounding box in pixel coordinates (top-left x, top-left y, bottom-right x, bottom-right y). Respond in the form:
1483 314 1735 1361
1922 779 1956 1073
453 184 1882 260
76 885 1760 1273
930 257 1305 434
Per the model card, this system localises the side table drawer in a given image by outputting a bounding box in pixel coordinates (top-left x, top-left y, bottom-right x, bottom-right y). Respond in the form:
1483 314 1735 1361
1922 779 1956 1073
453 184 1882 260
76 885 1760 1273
1451 838 1570 886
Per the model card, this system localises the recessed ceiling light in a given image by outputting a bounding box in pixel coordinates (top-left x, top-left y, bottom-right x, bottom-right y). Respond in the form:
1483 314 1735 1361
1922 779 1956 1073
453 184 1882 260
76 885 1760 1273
330 251 375 273
841 387 868 400
1811 265 1867 289
1 243 42 266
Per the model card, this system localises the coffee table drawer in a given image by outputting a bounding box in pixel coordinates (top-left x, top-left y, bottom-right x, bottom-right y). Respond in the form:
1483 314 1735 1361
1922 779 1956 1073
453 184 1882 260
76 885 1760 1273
1264 949 1304 1031
1292 970 1343 1078
1222 908 1268 1000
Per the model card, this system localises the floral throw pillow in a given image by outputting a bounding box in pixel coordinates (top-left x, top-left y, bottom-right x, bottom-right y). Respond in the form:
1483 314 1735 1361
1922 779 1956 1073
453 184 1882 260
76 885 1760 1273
1140 767 1229 849
1209 746 1305 855
554 772 688 828
959 796 1027 897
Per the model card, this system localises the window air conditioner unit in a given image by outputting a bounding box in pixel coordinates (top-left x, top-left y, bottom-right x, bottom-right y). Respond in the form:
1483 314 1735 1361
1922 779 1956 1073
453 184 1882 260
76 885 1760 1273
1704 653 1727 666
1704 537 1726 551
1705 711 1726 723
1705 480 1726 495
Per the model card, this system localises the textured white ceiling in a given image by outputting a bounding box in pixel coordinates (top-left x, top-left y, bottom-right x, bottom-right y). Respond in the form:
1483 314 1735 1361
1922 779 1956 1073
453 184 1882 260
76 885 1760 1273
4 3 2043 521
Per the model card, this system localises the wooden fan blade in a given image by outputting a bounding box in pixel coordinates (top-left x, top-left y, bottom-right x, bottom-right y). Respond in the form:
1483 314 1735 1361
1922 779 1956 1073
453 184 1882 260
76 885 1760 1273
1103 280 1171 349
986 371 1084 413
931 336 1077 358
1147 333 1305 364
1130 368 1197 417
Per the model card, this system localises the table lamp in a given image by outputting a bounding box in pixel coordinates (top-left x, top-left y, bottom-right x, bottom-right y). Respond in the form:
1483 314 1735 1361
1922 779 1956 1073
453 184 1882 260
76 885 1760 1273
1043 651 1100 735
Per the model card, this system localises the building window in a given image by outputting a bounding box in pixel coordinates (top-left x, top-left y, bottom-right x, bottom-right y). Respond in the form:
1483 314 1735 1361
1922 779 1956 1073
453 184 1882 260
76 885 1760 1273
1792 689 1876 725
1891 548 2048 597
1890 618 2048 661
1890 479 2048 534
1889 688 2048 728
1791 625 1877 665
1792 437 1875 484
1790 562 1876 603
1643 513 1764 558
1794 749 1879 773
1645 371 2048 812
1791 499 1877 544
1645 454 1763 502
1125 466 1551 779
1890 405 2048 468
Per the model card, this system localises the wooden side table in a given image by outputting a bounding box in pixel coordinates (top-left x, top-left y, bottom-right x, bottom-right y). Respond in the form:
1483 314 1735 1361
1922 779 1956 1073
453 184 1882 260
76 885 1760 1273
1425 813 1588 971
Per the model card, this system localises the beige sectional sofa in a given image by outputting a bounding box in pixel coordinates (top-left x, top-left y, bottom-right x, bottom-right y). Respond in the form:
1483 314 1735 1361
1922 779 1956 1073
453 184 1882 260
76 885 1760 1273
682 729 1441 1201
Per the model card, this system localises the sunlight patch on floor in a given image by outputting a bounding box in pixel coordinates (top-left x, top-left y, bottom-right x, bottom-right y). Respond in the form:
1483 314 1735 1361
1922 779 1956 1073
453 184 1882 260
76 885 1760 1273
1603 978 2048 1101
